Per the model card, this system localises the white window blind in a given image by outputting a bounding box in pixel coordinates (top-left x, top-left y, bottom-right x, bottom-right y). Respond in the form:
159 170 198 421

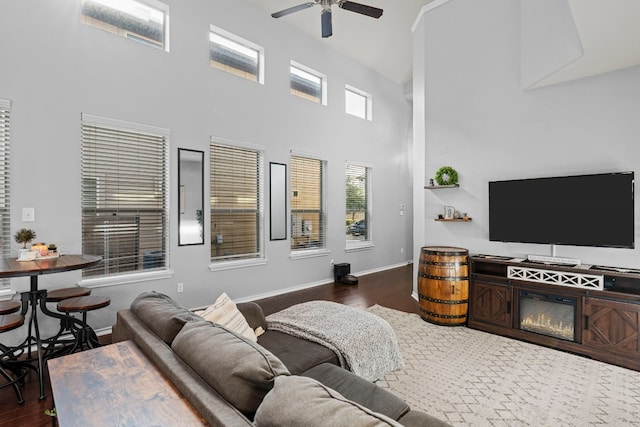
0 99 10 289
346 162 371 243
290 154 327 251
81 0 170 51
81 114 169 277
210 142 264 262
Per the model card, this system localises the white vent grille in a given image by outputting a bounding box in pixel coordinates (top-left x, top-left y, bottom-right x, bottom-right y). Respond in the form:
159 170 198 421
508 266 604 291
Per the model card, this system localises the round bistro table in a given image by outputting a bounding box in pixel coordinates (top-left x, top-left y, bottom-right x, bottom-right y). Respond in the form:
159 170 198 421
0 254 102 399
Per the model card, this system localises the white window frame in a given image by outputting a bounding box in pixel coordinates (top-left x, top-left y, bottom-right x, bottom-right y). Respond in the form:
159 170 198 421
209 25 265 84
79 113 172 288
345 161 374 252
290 61 328 106
209 138 266 272
290 150 330 260
345 84 373 121
0 99 11 298
81 0 171 52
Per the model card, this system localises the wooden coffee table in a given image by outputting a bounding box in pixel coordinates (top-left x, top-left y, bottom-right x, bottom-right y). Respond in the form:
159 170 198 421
48 340 207 426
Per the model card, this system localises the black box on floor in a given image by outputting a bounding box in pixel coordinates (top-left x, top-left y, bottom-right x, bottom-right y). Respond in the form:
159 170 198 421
334 263 350 282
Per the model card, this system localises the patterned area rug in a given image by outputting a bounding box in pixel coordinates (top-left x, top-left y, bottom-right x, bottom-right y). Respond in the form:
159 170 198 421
368 305 640 426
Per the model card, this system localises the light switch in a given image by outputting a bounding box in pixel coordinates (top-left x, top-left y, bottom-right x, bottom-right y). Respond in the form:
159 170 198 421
22 207 35 222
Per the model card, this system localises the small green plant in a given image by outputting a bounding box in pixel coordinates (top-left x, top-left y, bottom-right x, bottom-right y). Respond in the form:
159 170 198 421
14 228 36 249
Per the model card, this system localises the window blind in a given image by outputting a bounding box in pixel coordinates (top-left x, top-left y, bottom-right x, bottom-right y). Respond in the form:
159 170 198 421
290 155 327 250
0 99 10 289
210 142 263 262
81 114 169 277
346 162 370 242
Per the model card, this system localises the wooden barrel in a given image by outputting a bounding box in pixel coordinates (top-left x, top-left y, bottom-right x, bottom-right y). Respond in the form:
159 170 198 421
418 246 469 326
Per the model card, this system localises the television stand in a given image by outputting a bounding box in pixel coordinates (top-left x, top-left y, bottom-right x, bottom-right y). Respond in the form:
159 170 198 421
469 255 640 372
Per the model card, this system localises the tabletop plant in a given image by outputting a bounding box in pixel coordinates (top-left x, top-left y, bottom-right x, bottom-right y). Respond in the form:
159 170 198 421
14 228 36 249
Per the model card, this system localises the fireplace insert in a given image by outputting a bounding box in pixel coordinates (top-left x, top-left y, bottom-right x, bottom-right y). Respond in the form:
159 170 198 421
519 290 577 342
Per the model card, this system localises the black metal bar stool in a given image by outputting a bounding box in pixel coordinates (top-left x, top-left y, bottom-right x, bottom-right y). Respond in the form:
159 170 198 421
42 287 91 358
0 312 27 404
0 301 21 316
56 295 110 354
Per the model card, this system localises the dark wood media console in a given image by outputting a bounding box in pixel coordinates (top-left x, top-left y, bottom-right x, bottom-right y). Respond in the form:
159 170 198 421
468 255 640 372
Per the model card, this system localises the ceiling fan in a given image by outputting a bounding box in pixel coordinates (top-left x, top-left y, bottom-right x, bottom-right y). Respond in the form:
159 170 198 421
271 0 383 38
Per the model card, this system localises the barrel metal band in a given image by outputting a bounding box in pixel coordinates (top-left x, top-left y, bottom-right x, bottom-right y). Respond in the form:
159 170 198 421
419 293 468 305
420 260 468 266
418 273 469 281
421 249 468 256
420 308 466 319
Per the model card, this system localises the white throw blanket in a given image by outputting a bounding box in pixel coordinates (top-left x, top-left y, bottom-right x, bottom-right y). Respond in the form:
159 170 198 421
266 301 404 381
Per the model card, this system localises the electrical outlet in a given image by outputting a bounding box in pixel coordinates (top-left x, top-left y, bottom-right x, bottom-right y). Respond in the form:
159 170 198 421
177 283 184 293
330 259 334 266
401 248 404 254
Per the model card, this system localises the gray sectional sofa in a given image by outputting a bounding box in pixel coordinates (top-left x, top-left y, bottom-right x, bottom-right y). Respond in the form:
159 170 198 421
112 291 450 426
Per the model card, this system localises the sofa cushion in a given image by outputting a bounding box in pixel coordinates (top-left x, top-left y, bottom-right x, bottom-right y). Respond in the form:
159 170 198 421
194 292 257 341
254 375 403 427
130 291 201 345
258 329 339 375
171 320 290 416
302 363 410 421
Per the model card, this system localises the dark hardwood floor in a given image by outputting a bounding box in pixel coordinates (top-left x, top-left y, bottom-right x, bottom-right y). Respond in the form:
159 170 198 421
0 264 416 426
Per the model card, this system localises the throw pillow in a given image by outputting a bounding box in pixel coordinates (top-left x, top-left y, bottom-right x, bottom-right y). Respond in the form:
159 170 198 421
254 375 403 427
171 320 290 416
195 292 257 342
130 291 201 345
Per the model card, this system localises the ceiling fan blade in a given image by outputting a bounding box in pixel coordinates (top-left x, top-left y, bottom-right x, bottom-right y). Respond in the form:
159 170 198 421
271 2 316 18
338 1 383 18
321 9 333 38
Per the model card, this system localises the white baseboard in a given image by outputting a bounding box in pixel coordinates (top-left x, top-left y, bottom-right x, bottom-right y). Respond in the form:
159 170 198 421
235 261 413 304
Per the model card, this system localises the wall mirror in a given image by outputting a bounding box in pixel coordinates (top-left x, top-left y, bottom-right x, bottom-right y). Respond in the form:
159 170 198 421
270 162 287 240
178 148 205 246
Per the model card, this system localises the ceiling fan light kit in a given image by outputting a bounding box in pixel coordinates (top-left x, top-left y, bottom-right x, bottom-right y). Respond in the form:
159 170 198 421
271 0 383 38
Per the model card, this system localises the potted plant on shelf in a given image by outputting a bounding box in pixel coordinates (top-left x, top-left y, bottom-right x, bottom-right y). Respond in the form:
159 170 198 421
14 228 36 256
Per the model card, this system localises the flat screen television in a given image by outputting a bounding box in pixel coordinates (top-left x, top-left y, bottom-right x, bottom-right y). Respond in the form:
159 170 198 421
489 172 635 248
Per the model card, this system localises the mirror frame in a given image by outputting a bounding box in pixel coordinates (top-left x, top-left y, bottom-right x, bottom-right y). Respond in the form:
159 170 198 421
270 162 287 241
178 148 205 246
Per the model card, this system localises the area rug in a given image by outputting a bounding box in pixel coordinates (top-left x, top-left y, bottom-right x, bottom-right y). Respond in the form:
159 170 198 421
367 304 640 426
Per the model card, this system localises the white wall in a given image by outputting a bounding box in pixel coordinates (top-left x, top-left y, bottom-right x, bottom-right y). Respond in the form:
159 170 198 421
0 0 413 339
413 0 640 280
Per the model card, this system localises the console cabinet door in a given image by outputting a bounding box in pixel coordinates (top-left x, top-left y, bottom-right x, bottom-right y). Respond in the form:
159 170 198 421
469 281 512 328
583 298 640 357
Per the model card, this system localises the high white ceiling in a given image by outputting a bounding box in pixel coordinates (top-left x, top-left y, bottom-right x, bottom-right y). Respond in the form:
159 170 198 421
243 0 640 86
243 0 430 84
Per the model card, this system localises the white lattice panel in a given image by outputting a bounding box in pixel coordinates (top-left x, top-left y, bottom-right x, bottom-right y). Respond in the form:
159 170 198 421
507 266 604 291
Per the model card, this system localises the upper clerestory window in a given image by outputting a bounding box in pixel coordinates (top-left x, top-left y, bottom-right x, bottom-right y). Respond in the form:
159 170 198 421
290 61 327 105
209 26 264 84
81 0 170 51
345 85 372 121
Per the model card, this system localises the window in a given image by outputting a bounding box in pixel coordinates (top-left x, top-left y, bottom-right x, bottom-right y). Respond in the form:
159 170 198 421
81 114 169 278
345 85 372 121
290 61 327 105
290 154 327 252
81 0 170 51
0 99 10 291
210 26 264 84
210 141 264 264
346 162 372 247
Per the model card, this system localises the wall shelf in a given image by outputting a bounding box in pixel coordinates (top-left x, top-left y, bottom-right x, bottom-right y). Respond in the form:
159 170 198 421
435 218 472 222
425 184 459 189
